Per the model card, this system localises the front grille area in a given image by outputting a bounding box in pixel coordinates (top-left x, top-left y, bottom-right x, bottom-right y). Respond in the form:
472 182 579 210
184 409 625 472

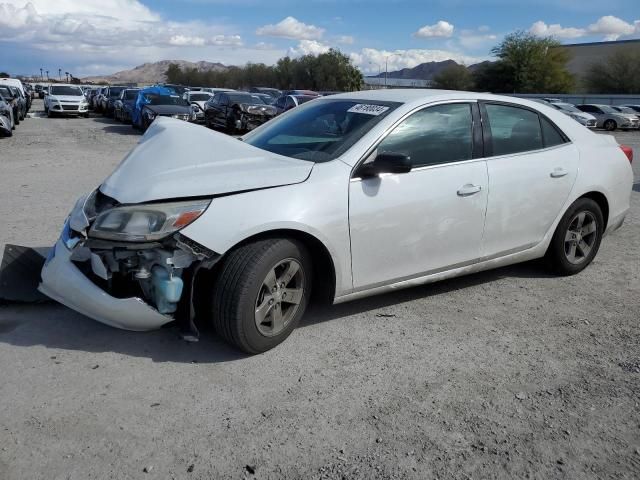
586 120 597 127
61 105 79 111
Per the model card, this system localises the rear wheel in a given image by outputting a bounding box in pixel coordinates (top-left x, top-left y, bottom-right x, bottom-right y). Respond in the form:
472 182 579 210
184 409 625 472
546 198 603 275
211 238 312 354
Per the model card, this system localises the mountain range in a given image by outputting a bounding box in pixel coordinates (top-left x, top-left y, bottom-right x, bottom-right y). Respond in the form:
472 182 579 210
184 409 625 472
82 60 227 84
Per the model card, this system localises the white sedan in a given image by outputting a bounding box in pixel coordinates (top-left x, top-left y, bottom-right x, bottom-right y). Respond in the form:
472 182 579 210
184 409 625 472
39 90 634 353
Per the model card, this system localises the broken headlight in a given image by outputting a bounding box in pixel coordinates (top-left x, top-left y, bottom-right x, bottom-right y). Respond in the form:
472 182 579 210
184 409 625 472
88 199 211 242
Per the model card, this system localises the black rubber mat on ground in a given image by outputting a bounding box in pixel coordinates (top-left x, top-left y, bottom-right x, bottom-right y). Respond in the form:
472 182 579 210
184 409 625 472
0 244 51 303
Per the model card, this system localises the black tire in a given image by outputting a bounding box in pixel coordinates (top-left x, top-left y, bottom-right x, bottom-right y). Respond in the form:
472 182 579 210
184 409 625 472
83 113 89 118
603 119 616 131
14 110 19 125
546 198 604 276
211 238 312 354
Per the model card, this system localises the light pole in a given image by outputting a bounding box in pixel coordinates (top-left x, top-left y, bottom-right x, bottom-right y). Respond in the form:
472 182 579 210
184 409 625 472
65 72 69 83
384 53 401 88
58 68 62 81
40 68 43 81
46 70 49 81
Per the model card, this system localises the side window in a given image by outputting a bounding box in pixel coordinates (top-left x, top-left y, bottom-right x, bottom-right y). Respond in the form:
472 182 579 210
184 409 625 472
485 104 543 156
540 117 567 148
375 103 474 168
218 94 228 106
285 97 296 110
275 96 286 109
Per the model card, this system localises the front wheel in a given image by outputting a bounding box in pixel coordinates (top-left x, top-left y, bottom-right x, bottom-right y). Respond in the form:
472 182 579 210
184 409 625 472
211 238 312 354
603 119 616 131
546 198 604 275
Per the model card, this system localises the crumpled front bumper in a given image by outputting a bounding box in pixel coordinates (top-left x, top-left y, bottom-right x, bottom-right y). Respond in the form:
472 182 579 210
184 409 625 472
38 238 173 331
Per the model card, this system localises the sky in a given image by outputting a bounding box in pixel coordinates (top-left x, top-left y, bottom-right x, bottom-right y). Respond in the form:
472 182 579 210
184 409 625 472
0 0 639 78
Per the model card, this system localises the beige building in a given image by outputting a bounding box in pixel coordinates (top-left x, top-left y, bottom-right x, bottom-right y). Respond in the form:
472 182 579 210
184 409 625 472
561 38 640 78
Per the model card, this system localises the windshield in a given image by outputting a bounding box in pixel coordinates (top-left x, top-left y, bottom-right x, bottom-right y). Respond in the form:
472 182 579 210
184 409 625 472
108 87 125 97
228 93 268 105
189 93 212 101
146 94 189 106
554 103 581 113
243 99 400 163
50 85 83 96
124 90 139 100
598 105 617 114
0 87 12 98
615 106 635 114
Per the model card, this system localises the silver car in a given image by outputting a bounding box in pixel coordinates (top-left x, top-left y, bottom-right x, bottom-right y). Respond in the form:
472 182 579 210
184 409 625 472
576 104 639 131
549 102 597 128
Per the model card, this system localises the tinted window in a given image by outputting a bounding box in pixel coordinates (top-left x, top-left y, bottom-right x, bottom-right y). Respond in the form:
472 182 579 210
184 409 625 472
485 104 542 156
541 117 566 148
375 103 473 168
285 97 296 109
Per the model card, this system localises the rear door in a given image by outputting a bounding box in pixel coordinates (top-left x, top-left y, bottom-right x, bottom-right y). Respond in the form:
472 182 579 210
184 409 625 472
480 102 578 258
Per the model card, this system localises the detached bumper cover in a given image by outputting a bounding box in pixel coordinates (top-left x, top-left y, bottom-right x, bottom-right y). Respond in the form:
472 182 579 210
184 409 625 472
38 239 172 331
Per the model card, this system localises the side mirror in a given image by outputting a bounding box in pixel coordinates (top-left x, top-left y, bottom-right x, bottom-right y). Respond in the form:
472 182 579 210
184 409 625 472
358 152 412 178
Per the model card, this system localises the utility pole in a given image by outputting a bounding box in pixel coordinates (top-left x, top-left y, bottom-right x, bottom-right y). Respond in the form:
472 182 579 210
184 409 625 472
384 53 400 89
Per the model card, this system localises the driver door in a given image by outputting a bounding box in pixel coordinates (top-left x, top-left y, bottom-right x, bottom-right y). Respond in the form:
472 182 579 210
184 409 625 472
349 102 488 290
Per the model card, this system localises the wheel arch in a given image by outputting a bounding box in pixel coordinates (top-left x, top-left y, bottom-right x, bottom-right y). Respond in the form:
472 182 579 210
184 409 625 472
202 228 337 307
578 190 609 229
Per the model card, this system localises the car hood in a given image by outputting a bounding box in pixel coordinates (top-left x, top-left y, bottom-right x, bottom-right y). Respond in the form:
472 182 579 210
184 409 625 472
145 104 191 115
100 117 313 204
570 111 595 121
50 95 84 102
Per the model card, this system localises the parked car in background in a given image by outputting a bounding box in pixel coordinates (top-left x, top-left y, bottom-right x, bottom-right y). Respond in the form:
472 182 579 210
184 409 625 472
100 86 127 117
44 84 90 117
0 86 25 124
132 86 196 131
0 78 29 112
576 104 639 131
548 102 597 128
282 89 319 97
620 105 640 114
204 91 277 132
248 87 282 100
159 84 189 96
114 88 140 123
273 94 319 115
0 93 14 136
39 86 49 99
183 91 213 124
202 87 235 95
612 106 640 123
39 90 633 354
92 87 108 112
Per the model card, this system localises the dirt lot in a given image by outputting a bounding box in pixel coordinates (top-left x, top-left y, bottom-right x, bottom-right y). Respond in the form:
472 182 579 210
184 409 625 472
1 99 639 480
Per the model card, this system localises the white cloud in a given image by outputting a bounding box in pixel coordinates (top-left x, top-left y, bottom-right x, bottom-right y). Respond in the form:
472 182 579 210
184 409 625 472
529 15 640 41
529 21 586 39
287 40 331 57
350 48 484 75
587 15 636 41
256 16 324 40
336 35 355 45
169 35 206 47
458 28 498 49
414 21 454 38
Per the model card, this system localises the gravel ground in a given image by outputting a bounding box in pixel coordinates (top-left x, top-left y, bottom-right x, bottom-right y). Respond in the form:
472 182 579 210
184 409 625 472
1 99 639 480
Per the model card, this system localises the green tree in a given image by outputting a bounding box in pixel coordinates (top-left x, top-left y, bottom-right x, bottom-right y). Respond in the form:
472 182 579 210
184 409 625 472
0 72 9 77
584 48 640 93
432 64 474 91
481 31 574 93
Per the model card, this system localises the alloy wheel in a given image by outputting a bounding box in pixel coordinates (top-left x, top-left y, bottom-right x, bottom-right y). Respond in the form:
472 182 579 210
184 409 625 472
564 211 598 265
254 258 305 337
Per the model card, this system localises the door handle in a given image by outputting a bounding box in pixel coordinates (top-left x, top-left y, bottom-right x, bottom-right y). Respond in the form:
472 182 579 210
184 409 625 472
550 168 568 178
457 184 482 196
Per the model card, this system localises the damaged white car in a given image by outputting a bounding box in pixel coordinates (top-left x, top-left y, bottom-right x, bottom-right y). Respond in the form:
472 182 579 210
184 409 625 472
39 90 634 354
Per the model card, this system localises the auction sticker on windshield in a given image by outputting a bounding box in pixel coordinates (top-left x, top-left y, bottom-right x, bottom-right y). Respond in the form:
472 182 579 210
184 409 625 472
347 104 390 116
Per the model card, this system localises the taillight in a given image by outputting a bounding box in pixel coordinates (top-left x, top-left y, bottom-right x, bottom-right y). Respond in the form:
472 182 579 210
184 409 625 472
620 145 633 164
